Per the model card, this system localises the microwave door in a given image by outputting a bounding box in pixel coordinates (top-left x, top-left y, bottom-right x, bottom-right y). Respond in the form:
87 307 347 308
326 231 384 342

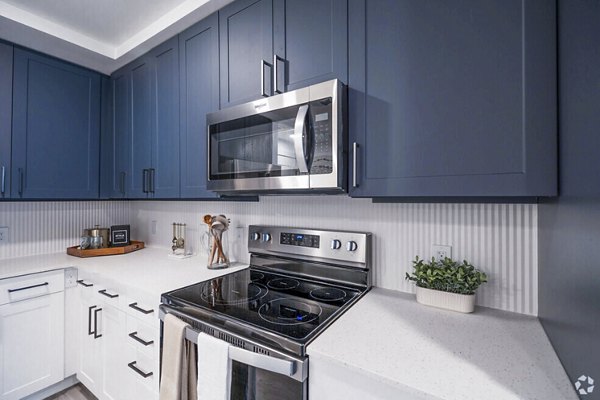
208 103 311 192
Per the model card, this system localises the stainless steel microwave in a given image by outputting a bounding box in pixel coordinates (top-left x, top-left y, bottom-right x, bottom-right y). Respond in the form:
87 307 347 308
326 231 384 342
207 79 346 194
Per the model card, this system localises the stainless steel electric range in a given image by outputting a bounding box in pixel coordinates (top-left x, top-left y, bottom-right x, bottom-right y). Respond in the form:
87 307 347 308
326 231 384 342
160 225 372 400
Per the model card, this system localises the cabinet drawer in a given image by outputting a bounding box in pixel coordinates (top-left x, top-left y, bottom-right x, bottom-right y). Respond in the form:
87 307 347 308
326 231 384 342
0 270 64 305
125 345 159 393
126 315 159 359
121 293 159 327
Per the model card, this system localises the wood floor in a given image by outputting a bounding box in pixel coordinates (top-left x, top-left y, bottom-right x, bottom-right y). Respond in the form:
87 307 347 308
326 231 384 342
44 384 97 400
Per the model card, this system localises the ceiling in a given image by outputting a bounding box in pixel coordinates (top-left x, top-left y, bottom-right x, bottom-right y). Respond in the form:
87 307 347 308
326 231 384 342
0 0 234 74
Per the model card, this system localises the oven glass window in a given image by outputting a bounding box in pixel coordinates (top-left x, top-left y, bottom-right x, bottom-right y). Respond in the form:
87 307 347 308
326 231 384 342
230 361 305 400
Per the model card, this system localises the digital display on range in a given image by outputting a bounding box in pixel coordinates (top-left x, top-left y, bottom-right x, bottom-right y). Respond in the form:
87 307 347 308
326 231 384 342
280 232 320 248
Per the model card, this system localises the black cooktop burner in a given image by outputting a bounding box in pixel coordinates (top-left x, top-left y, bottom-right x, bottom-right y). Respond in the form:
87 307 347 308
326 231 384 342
309 287 347 302
267 277 300 290
162 267 363 342
258 299 322 326
200 281 268 306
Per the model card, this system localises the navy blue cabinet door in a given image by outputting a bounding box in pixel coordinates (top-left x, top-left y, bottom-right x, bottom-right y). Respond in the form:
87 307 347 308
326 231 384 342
273 0 347 92
101 71 130 199
219 0 273 107
179 14 219 199
150 37 180 198
128 58 153 199
348 0 557 197
12 49 101 199
0 42 12 199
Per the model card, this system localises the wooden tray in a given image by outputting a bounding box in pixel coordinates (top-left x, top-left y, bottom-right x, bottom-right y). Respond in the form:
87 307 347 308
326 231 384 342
67 241 145 258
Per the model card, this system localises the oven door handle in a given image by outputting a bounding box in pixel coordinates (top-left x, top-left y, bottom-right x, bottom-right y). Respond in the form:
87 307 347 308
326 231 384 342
228 346 295 377
293 104 310 174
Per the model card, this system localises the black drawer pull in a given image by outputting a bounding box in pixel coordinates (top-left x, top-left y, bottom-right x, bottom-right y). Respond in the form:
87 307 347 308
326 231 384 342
98 289 119 298
128 361 153 378
129 302 154 315
88 305 97 335
8 282 48 293
129 331 154 346
77 280 93 287
93 308 102 338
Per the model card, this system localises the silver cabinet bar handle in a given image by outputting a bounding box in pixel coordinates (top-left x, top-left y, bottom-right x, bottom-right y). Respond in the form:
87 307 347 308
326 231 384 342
1 166 5 195
353 142 359 188
18 168 24 196
119 171 126 195
142 169 148 193
149 168 155 193
273 54 284 94
260 59 269 97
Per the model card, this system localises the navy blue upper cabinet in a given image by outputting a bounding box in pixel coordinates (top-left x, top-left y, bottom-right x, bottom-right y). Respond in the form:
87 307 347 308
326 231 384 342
12 49 101 199
179 15 219 199
0 42 12 199
101 71 130 199
348 0 557 198
273 0 348 92
219 0 273 107
128 58 153 198
106 38 180 199
149 37 180 198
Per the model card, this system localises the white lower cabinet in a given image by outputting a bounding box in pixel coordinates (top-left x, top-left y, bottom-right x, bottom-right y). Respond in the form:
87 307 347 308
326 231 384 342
77 284 103 394
0 271 65 400
76 276 159 400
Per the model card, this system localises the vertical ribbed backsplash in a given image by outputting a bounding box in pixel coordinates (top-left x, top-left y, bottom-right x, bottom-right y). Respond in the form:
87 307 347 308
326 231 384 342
131 197 538 315
0 201 130 259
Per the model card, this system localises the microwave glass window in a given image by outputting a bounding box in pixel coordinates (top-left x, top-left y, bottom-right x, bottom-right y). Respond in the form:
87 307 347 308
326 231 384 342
209 98 333 181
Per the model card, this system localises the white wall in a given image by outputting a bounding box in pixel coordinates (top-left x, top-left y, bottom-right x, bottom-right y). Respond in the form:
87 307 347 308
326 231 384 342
131 197 538 315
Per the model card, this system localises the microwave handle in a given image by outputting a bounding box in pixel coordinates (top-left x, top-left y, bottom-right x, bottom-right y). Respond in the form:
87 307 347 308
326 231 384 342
293 105 310 174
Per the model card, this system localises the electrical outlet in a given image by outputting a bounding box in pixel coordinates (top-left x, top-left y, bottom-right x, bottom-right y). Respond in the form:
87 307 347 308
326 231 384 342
0 227 8 245
151 220 157 235
432 244 452 261
64 267 78 288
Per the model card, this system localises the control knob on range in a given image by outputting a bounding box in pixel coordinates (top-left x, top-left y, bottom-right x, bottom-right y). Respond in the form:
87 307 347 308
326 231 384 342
346 241 358 252
331 239 342 250
251 232 261 241
262 233 272 242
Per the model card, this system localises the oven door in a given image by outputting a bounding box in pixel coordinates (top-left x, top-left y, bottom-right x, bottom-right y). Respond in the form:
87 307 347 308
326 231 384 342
229 350 307 400
207 79 344 194
159 306 308 400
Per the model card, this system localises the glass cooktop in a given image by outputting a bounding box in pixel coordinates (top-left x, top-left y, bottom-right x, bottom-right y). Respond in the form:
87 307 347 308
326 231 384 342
162 268 363 342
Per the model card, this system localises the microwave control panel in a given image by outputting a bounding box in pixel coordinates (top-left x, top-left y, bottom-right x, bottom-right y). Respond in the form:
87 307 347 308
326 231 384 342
310 98 333 175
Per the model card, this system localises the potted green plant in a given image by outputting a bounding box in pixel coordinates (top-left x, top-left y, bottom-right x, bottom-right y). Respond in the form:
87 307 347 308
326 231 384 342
405 256 488 313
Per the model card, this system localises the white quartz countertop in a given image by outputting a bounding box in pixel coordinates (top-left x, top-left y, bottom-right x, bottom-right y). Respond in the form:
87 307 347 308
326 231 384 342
0 247 247 297
307 288 577 400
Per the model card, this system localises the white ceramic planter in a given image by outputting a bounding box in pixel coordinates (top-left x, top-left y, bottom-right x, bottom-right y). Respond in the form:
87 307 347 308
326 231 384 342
415 286 475 313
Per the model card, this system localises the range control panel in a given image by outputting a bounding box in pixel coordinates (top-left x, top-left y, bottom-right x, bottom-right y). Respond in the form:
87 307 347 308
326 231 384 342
248 225 371 267
280 232 320 248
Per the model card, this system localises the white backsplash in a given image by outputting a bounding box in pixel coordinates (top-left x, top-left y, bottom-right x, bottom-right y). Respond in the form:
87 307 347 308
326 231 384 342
0 201 130 259
131 197 538 315
0 198 537 315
